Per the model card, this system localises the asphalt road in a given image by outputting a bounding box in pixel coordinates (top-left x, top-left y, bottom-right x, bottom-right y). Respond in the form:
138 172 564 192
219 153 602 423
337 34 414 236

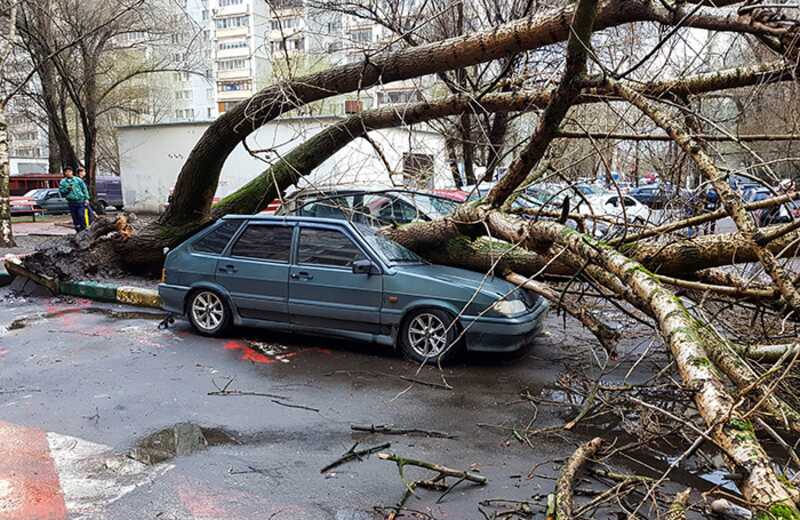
0 288 626 520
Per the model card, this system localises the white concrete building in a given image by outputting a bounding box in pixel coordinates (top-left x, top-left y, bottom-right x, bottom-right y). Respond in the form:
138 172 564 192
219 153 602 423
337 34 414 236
117 117 449 213
211 0 270 113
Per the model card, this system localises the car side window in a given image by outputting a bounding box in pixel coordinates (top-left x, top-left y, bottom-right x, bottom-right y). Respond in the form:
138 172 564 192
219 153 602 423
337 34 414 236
230 225 292 262
192 221 241 254
297 228 365 268
623 197 637 207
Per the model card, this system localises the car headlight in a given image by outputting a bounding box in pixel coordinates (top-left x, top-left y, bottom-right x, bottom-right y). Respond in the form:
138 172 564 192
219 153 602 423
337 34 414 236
493 299 527 316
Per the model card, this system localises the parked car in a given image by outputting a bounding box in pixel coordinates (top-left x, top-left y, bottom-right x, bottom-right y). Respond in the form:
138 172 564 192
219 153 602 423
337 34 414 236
159 216 549 362
278 186 460 227
576 193 651 224
29 188 70 214
748 188 795 226
464 182 546 212
96 176 124 210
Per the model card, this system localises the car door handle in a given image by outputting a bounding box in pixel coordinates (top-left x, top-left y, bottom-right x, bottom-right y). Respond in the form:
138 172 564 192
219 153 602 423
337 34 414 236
291 272 313 280
219 264 238 273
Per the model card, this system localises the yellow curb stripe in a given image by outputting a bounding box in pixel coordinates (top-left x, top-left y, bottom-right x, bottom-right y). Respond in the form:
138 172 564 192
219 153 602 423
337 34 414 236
115 286 162 308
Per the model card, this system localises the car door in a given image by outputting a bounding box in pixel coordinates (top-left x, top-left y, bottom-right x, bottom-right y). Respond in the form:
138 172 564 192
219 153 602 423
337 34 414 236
214 223 293 324
42 190 68 213
289 225 383 334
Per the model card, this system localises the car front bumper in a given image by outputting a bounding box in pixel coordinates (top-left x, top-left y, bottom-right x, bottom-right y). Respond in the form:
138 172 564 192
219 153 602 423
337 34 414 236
462 300 549 352
158 283 189 314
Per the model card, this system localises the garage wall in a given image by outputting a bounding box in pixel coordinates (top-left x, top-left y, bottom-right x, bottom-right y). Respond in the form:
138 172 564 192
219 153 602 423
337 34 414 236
117 117 449 213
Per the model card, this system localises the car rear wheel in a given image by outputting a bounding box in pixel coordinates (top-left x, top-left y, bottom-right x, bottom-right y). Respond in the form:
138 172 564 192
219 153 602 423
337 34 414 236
400 309 460 364
188 290 230 336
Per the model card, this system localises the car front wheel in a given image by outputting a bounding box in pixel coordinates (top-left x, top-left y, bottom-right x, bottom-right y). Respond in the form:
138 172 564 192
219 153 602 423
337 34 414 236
400 309 460 364
188 290 230 336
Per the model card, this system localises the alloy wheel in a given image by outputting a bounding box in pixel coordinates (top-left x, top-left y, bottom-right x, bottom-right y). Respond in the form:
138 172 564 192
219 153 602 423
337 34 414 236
191 291 224 332
407 312 449 359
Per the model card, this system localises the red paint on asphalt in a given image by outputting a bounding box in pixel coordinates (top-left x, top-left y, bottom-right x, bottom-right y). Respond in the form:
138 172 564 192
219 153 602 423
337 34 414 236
223 340 275 364
0 421 67 520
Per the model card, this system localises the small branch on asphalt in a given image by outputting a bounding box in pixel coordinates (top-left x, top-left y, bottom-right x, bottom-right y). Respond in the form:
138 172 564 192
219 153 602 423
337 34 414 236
208 389 288 399
270 400 319 413
351 424 457 439
398 375 453 391
208 377 287 399
378 452 488 486
320 442 392 474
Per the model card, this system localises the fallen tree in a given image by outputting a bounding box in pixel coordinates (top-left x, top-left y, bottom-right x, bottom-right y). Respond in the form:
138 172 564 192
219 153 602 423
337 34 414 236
12 0 800 515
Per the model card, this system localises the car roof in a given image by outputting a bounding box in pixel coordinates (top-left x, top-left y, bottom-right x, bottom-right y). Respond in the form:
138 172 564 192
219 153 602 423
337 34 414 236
221 214 359 227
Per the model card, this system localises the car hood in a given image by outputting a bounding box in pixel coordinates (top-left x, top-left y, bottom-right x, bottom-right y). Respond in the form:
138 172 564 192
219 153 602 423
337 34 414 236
393 263 512 298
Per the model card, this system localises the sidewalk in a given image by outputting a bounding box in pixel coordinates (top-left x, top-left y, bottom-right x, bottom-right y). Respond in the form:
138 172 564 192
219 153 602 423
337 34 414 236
13 219 74 237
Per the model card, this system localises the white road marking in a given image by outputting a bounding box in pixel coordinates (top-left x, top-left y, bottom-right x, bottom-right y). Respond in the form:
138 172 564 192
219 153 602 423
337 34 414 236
47 432 173 519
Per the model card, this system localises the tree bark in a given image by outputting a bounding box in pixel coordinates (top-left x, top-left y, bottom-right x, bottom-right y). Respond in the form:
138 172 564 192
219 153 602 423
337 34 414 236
0 102 15 248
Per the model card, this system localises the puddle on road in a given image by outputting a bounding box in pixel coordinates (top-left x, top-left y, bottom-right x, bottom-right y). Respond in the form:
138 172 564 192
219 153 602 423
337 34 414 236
130 423 237 465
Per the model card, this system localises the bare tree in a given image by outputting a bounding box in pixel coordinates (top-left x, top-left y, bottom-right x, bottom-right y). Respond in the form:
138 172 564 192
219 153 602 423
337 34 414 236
0 0 19 247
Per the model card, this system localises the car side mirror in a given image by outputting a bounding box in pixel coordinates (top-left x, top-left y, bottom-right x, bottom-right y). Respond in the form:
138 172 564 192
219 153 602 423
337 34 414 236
352 259 378 275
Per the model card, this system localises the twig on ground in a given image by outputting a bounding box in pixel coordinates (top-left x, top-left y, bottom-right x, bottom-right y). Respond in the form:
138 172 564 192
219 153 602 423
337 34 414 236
351 424 457 439
398 375 453 390
320 442 391 474
270 400 319 413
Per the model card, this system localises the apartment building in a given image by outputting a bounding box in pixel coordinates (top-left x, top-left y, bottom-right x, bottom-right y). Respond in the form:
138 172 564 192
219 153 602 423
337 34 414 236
210 0 270 113
6 100 48 160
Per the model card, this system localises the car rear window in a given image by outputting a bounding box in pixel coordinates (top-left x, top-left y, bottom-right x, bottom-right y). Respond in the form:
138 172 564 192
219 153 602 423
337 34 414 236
192 221 241 254
230 225 292 262
297 228 365 267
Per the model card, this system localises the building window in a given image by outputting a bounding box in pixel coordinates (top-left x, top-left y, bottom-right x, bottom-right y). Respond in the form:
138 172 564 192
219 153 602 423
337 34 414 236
215 15 248 29
218 0 243 6
218 80 252 92
219 101 240 112
218 39 248 51
175 108 196 120
349 28 372 44
217 58 249 71
378 89 423 105
270 18 300 31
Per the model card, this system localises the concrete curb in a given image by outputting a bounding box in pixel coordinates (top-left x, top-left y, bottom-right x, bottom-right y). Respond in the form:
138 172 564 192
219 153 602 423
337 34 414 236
3 257 162 309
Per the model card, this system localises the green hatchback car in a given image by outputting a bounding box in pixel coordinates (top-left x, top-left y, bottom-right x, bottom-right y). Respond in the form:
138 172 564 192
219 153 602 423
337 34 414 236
159 215 548 362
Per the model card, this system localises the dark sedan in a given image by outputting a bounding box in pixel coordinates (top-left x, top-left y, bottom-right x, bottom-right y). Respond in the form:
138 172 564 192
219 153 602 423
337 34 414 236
159 216 548 362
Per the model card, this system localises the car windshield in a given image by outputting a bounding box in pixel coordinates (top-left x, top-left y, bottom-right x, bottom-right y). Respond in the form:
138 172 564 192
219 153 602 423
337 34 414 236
355 224 424 264
24 189 45 198
397 193 458 219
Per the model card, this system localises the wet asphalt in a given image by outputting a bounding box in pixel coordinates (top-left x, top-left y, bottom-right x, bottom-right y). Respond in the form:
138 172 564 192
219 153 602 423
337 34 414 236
0 288 661 519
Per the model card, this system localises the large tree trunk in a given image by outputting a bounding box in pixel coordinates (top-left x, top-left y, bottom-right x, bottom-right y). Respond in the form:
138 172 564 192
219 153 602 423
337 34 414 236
0 103 15 248
160 0 761 228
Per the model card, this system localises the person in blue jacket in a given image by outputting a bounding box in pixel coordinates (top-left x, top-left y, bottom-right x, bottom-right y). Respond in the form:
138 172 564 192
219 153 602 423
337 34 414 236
59 166 94 232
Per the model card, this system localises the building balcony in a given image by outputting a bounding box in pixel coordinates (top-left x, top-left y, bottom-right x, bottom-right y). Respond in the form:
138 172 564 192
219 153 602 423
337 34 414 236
217 69 252 80
215 26 249 39
214 3 249 16
216 46 250 59
268 27 303 41
217 89 252 101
